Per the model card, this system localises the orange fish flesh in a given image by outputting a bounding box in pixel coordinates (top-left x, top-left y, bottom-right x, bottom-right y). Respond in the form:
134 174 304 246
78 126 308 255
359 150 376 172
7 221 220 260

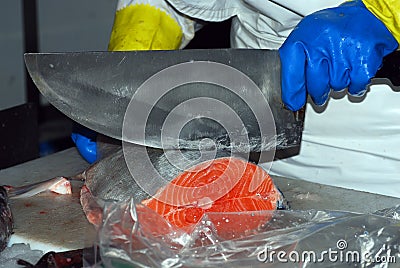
142 157 281 233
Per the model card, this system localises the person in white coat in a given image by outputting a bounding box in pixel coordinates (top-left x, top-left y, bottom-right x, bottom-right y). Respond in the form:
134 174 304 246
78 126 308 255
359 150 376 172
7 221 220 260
74 0 400 198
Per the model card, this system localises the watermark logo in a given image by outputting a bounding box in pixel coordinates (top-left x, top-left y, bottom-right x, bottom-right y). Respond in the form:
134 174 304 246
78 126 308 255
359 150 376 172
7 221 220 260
257 239 397 265
121 61 277 204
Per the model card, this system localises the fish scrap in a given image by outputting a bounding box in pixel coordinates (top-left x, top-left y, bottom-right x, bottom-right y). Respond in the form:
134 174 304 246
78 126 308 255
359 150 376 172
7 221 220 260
0 186 13 252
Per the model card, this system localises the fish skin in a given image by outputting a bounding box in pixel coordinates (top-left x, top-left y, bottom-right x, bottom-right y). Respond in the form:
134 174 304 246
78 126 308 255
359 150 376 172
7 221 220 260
79 146 191 228
0 186 13 252
79 146 152 203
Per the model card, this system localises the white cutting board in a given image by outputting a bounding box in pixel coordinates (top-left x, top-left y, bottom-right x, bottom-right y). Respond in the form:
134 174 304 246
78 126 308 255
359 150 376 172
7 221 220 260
0 148 96 253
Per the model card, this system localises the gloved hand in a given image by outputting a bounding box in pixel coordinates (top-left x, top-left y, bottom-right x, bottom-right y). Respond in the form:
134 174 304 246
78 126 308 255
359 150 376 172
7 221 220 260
279 0 398 111
71 126 97 164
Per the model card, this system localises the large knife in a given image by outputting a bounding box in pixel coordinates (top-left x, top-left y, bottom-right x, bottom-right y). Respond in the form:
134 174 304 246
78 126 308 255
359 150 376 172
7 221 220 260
24 49 305 154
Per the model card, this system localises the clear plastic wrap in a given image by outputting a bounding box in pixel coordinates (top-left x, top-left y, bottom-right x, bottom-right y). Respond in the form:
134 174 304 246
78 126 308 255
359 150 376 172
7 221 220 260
96 199 400 267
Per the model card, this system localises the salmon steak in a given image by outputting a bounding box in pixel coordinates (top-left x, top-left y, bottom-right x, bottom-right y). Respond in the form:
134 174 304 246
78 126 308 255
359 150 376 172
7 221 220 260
78 142 284 234
142 157 282 232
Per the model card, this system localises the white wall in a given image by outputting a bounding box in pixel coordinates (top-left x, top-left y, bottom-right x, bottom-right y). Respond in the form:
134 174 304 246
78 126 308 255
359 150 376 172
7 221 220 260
0 0 117 110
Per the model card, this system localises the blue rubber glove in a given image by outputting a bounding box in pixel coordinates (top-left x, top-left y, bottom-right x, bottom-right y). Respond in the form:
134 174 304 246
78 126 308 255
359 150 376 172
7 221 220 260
71 126 97 164
279 0 398 111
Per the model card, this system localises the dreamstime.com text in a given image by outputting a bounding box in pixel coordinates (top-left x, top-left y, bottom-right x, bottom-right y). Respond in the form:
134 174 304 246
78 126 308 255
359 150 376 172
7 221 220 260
257 239 397 265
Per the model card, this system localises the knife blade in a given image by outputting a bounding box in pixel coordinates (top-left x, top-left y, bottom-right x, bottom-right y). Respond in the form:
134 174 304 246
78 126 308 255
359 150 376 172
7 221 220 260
24 49 304 153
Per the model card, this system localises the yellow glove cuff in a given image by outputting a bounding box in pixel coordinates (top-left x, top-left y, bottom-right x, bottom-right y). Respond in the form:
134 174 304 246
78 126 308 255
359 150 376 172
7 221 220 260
362 0 400 44
108 4 183 51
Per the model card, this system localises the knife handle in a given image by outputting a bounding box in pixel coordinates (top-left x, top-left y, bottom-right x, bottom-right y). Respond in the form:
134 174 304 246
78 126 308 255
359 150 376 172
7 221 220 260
374 50 400 87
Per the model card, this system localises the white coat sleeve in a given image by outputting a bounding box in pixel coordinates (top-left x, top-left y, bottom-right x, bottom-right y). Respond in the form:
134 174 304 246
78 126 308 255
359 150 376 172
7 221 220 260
109 0 199 50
